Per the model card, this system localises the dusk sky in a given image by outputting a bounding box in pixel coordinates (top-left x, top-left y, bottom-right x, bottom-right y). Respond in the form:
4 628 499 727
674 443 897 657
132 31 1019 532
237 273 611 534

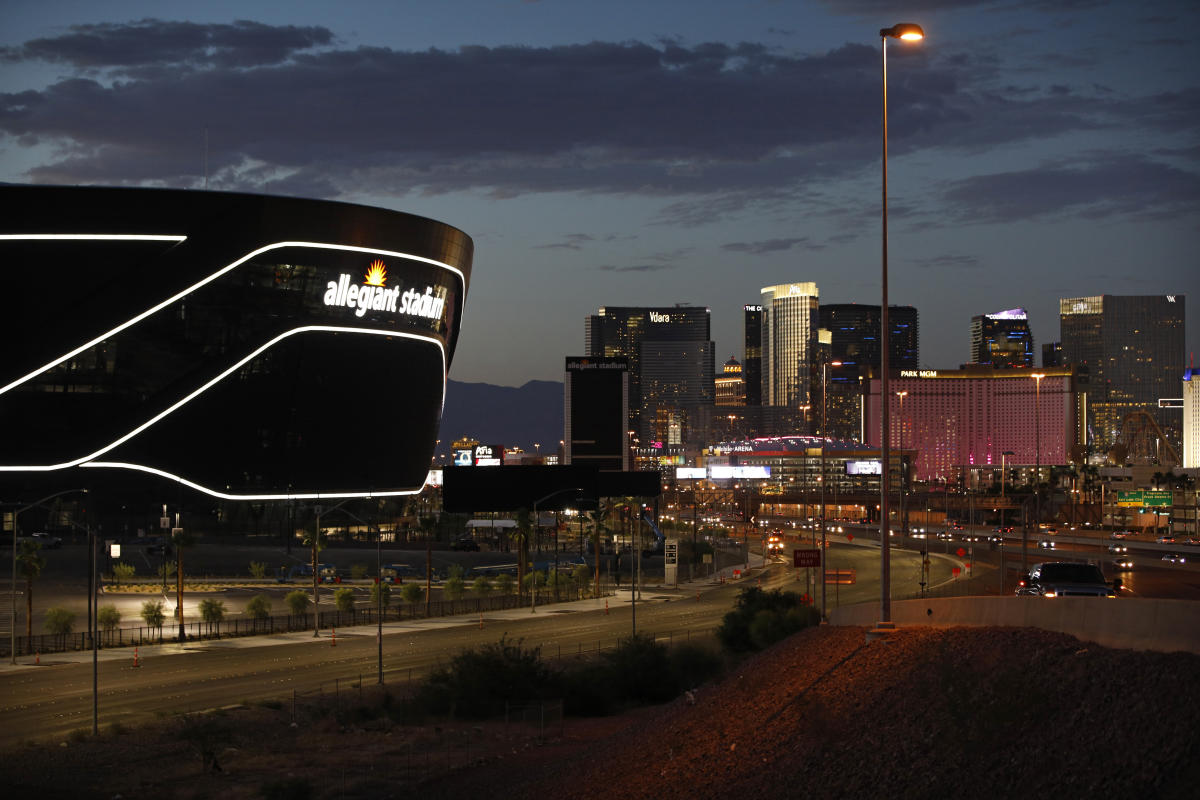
2 0 1196 387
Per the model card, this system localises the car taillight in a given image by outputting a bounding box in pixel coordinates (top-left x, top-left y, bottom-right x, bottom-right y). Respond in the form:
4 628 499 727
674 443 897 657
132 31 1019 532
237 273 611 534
1018 580 1026 587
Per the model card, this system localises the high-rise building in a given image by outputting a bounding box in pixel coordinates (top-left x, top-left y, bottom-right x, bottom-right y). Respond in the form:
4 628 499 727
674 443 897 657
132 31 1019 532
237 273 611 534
760 283 820 409
715 356 746 407
970 308 1034 368
743 304 763 406
1043 341 1063 368
564 357 630 471
1183 368 1199 469
817 303 919 441
1059 295 1186 455
585 305 714 446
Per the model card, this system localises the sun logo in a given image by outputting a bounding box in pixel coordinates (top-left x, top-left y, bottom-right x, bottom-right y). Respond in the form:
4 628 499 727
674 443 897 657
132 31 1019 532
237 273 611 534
364 260 387 287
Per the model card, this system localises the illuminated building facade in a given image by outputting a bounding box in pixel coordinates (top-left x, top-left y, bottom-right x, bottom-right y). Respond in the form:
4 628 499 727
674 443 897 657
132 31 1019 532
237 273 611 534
865 366 1082 483
743 304 763 406
1184 369 1199 469
584 305 714 445
1060 295 1186 454
760 283 820 409
0 186 473 501
970 308 1034 368
715 356 746 407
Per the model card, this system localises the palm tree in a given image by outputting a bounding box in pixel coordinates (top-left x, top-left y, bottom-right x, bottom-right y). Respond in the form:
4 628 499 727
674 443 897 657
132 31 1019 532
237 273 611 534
17 540 45 640
418 514 439 615
171 527 196 641
514 508 533 603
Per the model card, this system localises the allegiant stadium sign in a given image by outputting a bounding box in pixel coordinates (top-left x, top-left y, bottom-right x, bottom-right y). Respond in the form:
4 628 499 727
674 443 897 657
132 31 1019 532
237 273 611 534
323 260 447 321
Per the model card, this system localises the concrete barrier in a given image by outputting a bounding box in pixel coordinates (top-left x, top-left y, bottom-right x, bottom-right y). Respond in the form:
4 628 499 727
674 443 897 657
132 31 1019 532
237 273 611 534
829 596 1200 654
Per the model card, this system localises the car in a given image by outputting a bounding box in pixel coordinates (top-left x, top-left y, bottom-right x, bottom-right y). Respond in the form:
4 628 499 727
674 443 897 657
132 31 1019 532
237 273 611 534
1016 561 1118 597
961 534 983 542
994 526 1014 534
1038 540 1056 549
1111 557 1134 571
936 532 953 541
1162 553 1187 564
987 535 1003 544
30 532 62 549
1110 530 1132 540
451 537 480 552
1107 543 1128 554
1155 535 1176 544
1040 526 1058 535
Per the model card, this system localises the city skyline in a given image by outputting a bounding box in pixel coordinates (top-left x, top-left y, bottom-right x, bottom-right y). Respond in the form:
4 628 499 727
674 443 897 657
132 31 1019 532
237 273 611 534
1 0 1195 386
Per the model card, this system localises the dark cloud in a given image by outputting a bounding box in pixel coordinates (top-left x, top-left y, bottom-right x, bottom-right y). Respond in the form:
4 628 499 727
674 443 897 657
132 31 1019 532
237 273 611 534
536 233 595 250
594 263 676 273
941 154 1199 223
721 237 822 254
909 253 982 270
0 17 1193 228
0 19 333 70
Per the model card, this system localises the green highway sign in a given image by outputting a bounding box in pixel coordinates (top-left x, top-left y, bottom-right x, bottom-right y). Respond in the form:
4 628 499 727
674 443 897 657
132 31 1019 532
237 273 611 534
1116 490 1173 508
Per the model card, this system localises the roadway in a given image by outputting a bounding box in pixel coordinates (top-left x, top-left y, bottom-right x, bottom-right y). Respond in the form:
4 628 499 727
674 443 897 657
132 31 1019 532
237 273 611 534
0 545 939 748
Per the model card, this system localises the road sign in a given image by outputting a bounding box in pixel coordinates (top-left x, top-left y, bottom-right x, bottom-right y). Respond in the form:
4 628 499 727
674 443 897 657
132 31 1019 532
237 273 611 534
793 549 821 568
846 532 854 542
952 567 961 577
1117 490 1172 507
956 547 966 557
665 539 679 566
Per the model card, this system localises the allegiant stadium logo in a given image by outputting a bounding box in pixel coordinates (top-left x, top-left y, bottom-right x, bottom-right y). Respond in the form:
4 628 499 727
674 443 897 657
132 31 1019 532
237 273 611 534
323 260 447 320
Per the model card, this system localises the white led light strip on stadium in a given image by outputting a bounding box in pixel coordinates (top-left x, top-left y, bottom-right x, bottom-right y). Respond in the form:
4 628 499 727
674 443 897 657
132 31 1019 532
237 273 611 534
0 236 466 398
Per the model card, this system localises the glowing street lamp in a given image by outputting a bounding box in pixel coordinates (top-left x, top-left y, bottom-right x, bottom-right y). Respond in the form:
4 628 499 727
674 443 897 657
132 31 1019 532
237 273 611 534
878 22 924 626
1027 372 1045 572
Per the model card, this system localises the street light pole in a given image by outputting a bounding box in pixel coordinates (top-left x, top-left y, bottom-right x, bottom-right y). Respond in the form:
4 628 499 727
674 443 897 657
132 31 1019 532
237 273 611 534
878 22 924 625
896 390 908 539
531 488 584 613
820 360 842 621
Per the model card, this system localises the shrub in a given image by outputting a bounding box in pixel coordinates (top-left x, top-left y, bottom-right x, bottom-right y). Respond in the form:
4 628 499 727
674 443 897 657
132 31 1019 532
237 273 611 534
572 564 592 593
412 635 561 718
157 561 177 580
495 573 515 596
44 606 75 637
443 575 465 601
369 582 391 611
471 575 494 597
333 587 356 612
285 590 311 617
111 562 136 585
199 598 226 627
259 776 313 800
245 594 272 620
248 561 267 579
399 582 423 605
601 633 678 705
98 604 121 633
350 563 368 580
522 570 547 591
140 600 166 629
716 587 819 653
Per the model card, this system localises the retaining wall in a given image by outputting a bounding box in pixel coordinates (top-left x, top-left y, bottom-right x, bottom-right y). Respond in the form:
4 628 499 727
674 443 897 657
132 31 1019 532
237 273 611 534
829 596 1200 654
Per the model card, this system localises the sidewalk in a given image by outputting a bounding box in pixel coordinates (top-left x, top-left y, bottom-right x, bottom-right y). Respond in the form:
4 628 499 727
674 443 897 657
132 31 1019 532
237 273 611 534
0 559 766 672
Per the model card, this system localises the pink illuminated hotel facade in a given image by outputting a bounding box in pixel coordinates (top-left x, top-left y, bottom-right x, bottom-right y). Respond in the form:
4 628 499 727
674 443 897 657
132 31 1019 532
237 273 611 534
865 366 1085 483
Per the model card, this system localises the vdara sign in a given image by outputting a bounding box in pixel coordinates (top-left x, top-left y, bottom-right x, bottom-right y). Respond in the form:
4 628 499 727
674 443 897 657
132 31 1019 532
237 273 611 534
323 260 447 320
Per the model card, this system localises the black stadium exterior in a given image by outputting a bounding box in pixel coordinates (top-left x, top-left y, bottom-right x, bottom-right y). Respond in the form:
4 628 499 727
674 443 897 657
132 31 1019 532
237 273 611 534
0 186 473 503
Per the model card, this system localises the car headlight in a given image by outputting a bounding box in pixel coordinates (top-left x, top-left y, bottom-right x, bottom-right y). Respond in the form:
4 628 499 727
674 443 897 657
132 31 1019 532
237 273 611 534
1043 591 1057 598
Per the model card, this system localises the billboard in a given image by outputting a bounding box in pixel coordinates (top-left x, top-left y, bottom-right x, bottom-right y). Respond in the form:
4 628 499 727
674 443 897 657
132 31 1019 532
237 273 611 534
676 467 706 480
709 465 771 480
846 460 882 475
473 444 503 467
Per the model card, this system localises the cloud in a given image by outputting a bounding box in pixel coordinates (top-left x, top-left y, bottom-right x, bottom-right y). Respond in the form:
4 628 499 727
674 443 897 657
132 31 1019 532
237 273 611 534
0 19 334 70
594 263 676 273
909 253 981 270
536 233 596 250
721 237 822 254
941 153 1199 223
0 17 1192 227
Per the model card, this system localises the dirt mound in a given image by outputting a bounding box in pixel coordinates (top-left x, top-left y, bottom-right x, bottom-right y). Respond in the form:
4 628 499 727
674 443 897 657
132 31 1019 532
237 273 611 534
425 625 1200 799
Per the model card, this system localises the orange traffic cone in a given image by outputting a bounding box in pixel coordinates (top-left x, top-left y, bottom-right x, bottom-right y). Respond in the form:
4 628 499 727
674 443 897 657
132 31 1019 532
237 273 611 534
478 612 483 629
331 628 336 647
604 599 609 615
133 647 140 668
35 652 40 665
